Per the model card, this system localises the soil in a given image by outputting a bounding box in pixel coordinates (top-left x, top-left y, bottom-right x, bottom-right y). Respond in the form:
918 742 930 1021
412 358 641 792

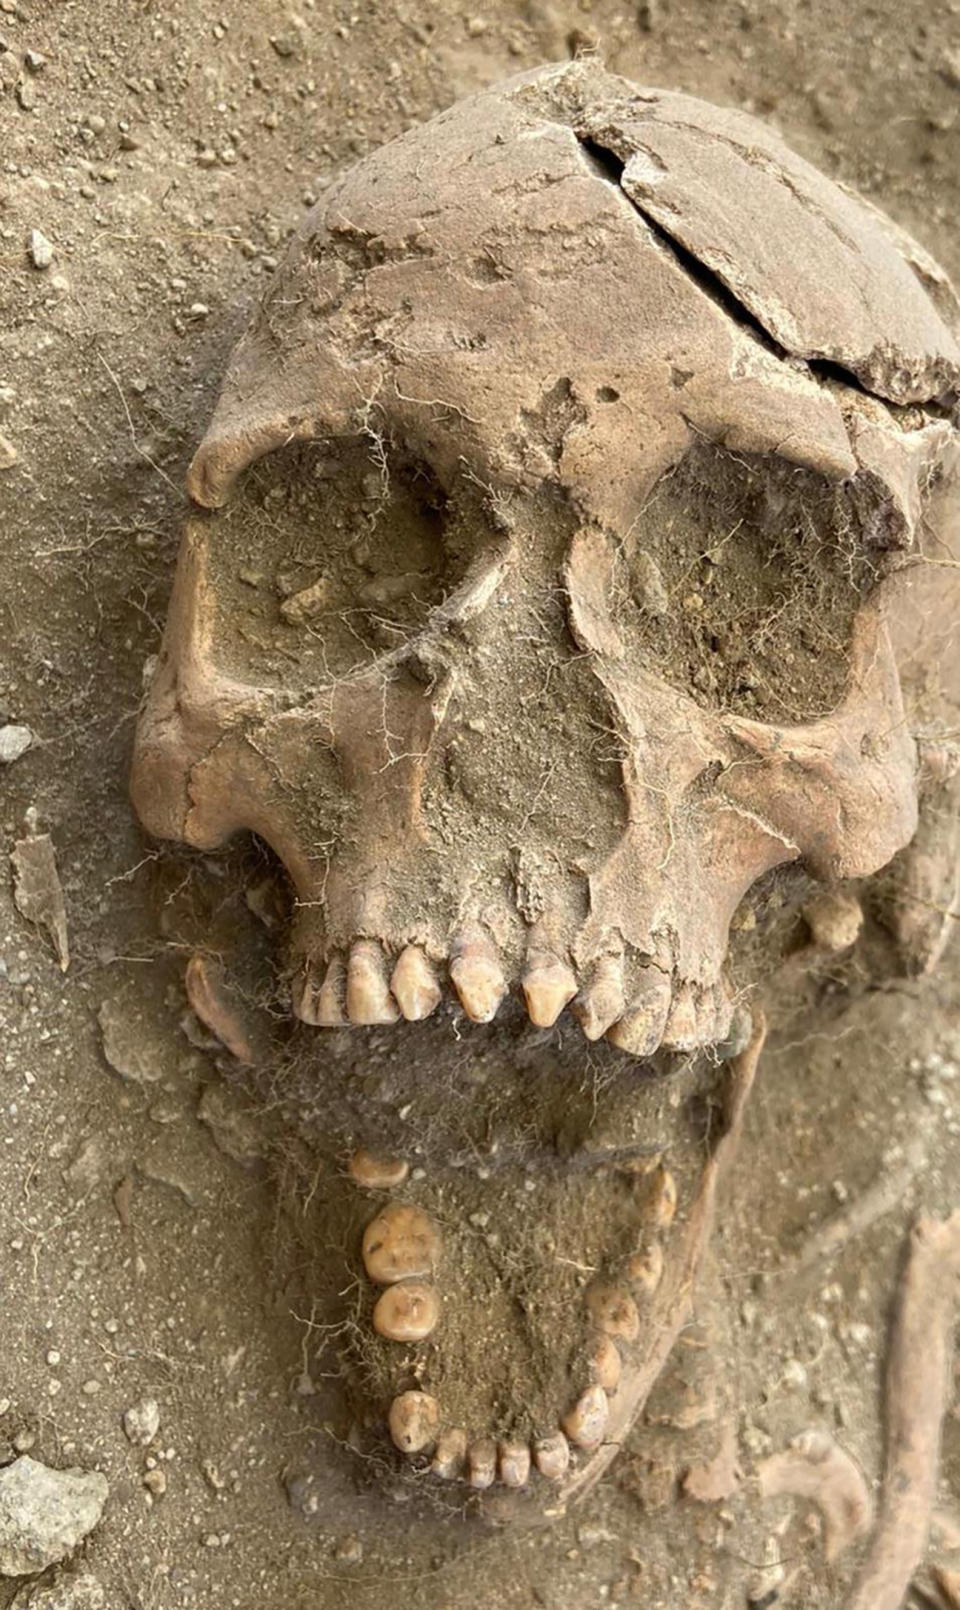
2 4 960 1610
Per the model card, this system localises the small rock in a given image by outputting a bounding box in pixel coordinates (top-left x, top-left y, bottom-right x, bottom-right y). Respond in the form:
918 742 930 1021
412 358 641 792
98 994 169 1085
0 435 18 470
334 1533 363 1564
27 230 52 269
197 1084 263 1168
0 725 33 763
23 49 45 72
269 30 299 56
13 1570 106 1608
122 1398 160 1448
142 1468 166 1499
939 47 960 89
16 80 36 111
11 832 69 971
0 1457 108 1576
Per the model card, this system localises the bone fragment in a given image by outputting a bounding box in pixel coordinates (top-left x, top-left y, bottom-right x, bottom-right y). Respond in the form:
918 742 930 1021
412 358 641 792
373 1280 440 1341
431 1427 467 1480
362 1202 441 1284
588 1333 622 1394
388 1391 440 1454
498 1441 531 1489
586 1283 640 1342
844 1212 960 1610
11 830 69 971
562 1384 610 1450
467 1438 497 1489
347 1149 410 1190
184 954 256 1064
572 953 625 1041
346 940 400 1025
449 928 506 1023
391 945 442 1021
802 890 864 952
533 1431 571 1481
933 1566 960 1608
759 1429 872 1561
522 953 578 1028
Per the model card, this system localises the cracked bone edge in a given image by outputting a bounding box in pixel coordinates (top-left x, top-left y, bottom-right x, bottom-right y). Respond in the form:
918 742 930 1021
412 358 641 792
758 1429 872 1562
844 1211 960 1610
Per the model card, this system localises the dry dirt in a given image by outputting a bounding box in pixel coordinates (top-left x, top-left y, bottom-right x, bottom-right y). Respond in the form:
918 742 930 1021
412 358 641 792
2 2 960 1608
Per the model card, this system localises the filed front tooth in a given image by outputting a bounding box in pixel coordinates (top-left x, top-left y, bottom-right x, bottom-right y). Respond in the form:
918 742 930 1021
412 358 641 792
572 953 625 1041
561 1384 609 1450
347 940 400 1026
606 968 671 1057
498 1441 531 1488
347 1149 410 1190
662 981 699 1050
450 927 506 1023
295 955 346 1027
625 1240 664 1294
467 1438 497 1489
388 1390 440 1454
588 1333 622 1394
586 1283 640 1342
522 952 577 1028
391 945 442 1021
431 1427 467 1480
533 1430 570 1480
373 1280 440 1341
362 1202 442 1284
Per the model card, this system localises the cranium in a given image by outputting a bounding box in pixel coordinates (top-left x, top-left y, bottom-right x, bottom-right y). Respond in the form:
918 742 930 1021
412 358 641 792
131 62 960 1508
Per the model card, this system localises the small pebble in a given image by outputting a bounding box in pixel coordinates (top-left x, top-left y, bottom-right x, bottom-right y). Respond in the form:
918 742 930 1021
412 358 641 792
16 80 37 110
143 1467 167 1497
0 435 17 470
27 228 53 269
0 724 33 761
122 1398 160 1447
24 49 46 71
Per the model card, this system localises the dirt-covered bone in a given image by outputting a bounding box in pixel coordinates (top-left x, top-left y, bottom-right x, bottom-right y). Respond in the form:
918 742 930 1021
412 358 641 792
134 61 960 1057
132 61 960 1511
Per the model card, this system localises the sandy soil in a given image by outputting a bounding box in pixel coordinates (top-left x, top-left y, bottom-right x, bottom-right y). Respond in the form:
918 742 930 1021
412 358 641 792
2 2 960 1607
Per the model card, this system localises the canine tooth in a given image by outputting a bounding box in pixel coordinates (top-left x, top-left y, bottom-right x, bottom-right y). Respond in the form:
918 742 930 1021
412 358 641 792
185 954 255 1062
626 1240 664 1294
467 1438 497 1489
561 1384 609 1450
347 1149 410 1190
605 968 671 1056
450 928 506 1023
388 1390 440 1454
431 1427 467 1480
572 954 625 1041
391 945 442 1021
522 954 577 1028
662 981 699 1050
373 1280 440 1341
362 1202 442 1284
498 1440 531 1488
347 940 400 1025
588 1333 622 1394
586 1283 640 1343
645 1165 677 1229
533 1430 570 1480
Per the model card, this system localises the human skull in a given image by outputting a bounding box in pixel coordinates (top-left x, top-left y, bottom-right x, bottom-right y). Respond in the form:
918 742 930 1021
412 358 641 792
132 61 960 1058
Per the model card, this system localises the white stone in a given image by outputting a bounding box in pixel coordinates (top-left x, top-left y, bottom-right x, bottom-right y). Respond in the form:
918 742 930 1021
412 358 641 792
0 1458 107 1576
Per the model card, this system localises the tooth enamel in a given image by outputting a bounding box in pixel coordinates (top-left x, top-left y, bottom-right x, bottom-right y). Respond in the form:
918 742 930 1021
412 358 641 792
467 1438 497 1489
391 945 442 1021
588 1333 622 1394
347 1149 410 1190
431 1427 467 1480
347 940 400 1025
373 1280 440 1341
522 955 577 1028
450 928 506 1023
388 1390 440 1454
362 1202 442 1284
498 1440 531 1488
532 1430 570 1480
662 981 699 1050
605 969 672 1056
645 1165 677 1229
572 954 625 1041
313 954 348 1026
625 1240 665 1294
561 1384 609 1450
586 1283 640 1342
185 954 255 1062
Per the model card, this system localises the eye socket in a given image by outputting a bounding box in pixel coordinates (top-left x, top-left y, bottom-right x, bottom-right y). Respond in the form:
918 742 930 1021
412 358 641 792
614 442 882 723
203 439 487 690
